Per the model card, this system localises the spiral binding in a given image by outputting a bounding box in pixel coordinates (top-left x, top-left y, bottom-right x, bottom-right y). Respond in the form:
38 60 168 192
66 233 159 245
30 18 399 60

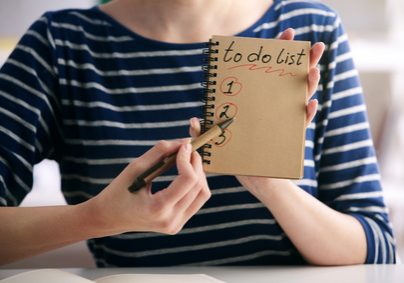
200 39 219 164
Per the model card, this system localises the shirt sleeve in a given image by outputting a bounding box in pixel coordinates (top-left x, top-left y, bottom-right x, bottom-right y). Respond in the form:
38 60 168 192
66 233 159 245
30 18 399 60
314 15 396 263
0 13 62 206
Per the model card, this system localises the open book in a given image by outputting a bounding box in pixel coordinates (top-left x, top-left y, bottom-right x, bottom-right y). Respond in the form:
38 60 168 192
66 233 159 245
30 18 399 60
0 269 226 283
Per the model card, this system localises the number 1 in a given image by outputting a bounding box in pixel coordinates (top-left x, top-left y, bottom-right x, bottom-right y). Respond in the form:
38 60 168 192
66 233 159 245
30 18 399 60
223 80 234 94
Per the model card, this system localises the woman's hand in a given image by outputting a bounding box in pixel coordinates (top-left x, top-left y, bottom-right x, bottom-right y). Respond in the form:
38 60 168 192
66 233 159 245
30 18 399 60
280 28 324 128
88 139 211 236
0 139 211 265
190 28 325 197
235 28 325 196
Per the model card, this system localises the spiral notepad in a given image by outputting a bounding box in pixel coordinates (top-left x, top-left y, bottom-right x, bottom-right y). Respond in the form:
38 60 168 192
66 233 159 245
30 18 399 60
201 35 310 179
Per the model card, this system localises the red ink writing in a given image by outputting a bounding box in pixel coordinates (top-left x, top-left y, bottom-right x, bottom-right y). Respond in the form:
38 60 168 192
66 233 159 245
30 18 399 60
220 76 242 95
228 64 297 77
216 102 238 120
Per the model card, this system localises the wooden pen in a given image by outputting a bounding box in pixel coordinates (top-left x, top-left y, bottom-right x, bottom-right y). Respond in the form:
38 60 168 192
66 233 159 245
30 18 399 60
128 118 234 193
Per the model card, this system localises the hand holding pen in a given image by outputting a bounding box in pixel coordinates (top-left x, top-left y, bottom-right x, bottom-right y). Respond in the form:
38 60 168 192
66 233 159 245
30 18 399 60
128 118 233 192
90 118 233 235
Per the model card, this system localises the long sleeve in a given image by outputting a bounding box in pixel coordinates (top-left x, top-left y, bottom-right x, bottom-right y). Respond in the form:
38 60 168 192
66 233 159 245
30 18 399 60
314 15 396 263
0 14 62 206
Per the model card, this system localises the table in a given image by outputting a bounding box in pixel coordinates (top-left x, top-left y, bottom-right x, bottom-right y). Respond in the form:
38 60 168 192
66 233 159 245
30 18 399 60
1 265 404 283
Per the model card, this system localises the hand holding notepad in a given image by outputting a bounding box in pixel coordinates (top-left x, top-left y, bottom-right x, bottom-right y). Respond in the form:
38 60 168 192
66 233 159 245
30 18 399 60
127 32 321 191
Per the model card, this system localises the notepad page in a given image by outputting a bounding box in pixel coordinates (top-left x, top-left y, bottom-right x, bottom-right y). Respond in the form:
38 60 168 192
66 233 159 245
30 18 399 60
202 35 310 179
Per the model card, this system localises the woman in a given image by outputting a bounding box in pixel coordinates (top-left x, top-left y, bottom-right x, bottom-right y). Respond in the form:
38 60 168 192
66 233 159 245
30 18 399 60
0 0 395 266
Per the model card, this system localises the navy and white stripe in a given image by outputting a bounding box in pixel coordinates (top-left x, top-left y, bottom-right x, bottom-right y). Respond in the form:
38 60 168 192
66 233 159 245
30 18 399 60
0 0 396 265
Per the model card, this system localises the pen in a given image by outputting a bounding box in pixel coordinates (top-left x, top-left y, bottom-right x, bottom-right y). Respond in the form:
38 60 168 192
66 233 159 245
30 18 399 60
128 118 234 193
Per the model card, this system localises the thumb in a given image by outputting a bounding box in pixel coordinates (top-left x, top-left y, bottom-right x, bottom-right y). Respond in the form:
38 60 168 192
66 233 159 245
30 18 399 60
189 117 201 138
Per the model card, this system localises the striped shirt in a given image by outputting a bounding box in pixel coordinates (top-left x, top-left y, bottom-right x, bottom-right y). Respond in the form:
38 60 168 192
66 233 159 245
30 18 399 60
0 0 396 265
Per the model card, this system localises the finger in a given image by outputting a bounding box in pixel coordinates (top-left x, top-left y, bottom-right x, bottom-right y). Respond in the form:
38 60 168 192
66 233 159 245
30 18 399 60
114 140 183 191
175 151 209 211
172 151 208 210
174 179 204 213
277 28 295 40
158 142 197 204
309 42 325 68
190 151 208 190
176 142 195 176
305 99 318 128
176 153 210 219
191 150 205 175
307 67 320 100
137 140 182 169
189 117 201 138
164 177 209 235
182 184 211 223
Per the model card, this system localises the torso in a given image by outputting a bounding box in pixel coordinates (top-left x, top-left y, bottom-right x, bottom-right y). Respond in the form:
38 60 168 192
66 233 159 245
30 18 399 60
40 0 327 266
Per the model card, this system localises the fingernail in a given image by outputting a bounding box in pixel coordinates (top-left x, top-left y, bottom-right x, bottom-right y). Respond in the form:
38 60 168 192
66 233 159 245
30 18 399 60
192 117 200 128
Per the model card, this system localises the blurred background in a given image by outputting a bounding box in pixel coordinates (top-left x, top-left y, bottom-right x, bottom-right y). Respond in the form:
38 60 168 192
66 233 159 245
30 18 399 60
0 0 403 267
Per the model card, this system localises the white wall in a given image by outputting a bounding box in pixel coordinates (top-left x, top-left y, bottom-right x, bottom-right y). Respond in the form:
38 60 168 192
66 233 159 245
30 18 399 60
0 0 95 38
322 0 389 37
